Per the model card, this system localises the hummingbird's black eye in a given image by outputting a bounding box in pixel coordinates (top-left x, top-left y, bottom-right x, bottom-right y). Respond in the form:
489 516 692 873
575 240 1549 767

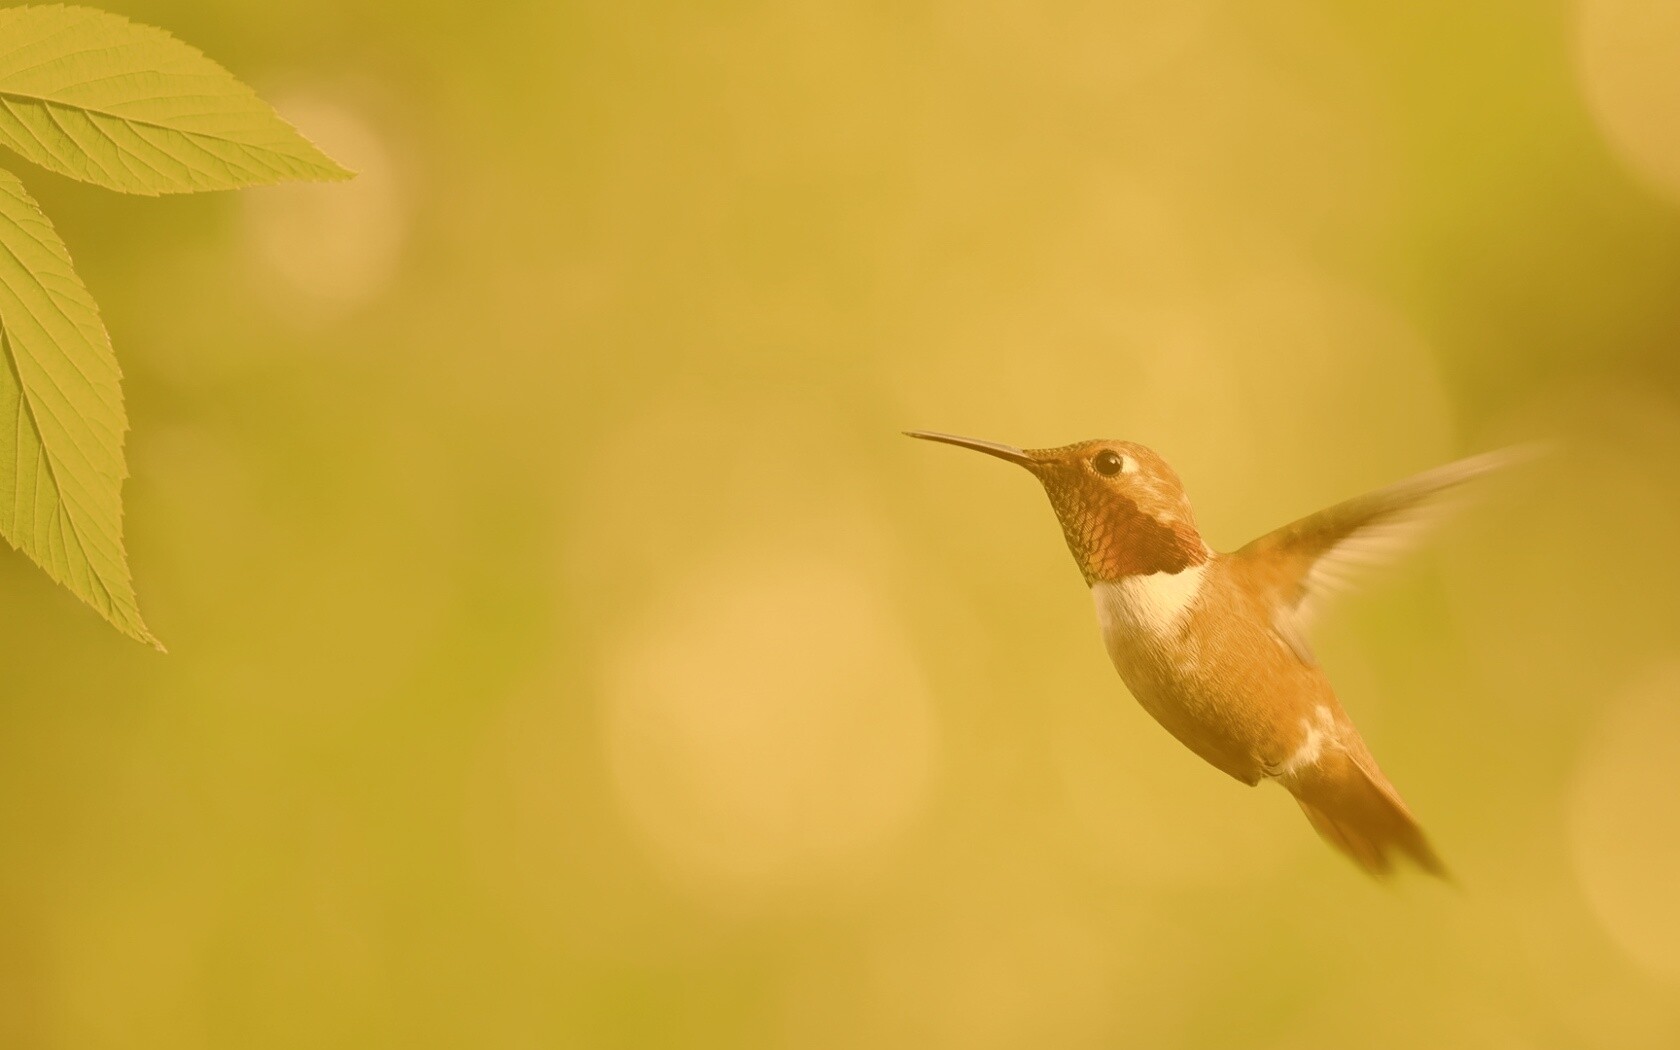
1092 449 1125 477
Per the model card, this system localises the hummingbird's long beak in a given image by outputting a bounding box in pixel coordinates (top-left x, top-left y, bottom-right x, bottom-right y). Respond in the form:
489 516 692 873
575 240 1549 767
904 430 1038 467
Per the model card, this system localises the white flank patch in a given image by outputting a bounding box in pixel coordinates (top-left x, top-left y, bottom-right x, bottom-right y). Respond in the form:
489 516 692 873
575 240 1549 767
1278 705 1337 777
1092 562 1208 642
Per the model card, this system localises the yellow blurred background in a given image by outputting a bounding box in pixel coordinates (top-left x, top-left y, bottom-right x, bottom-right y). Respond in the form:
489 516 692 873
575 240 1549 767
3 0 1679 1046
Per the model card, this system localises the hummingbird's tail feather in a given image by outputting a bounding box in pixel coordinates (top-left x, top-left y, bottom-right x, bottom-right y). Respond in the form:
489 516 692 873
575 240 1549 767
1283 748 1448 879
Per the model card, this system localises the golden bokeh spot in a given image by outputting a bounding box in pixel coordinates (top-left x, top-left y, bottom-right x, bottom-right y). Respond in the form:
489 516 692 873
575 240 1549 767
242 89 406 319
602 543 938 906
1577 0 1680 206
1570 660 1680 985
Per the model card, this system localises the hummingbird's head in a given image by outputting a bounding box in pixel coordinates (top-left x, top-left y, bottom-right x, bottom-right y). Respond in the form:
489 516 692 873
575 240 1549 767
906 431 1209 585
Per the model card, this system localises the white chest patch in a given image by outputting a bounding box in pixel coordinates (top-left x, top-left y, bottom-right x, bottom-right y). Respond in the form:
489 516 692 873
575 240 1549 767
1092 562 1208 643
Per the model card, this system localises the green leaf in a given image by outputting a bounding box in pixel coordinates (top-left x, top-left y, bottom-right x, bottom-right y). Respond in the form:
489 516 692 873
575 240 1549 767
0 165 155 646
0 5 351 195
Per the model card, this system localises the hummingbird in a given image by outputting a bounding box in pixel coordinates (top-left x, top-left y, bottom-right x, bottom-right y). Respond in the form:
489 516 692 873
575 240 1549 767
908 429 1523 878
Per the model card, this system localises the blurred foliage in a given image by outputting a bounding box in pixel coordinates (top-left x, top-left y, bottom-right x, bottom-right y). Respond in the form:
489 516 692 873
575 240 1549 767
2 0 1679 1047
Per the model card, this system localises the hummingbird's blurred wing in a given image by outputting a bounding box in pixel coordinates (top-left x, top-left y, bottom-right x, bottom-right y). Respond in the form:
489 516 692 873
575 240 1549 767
1234 446 1537 663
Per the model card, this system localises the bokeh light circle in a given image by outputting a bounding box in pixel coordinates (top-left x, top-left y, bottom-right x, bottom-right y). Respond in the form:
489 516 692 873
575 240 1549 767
1570 661 1680 984
1577 0 1680 206
603 546 939 905
241 91 406 318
